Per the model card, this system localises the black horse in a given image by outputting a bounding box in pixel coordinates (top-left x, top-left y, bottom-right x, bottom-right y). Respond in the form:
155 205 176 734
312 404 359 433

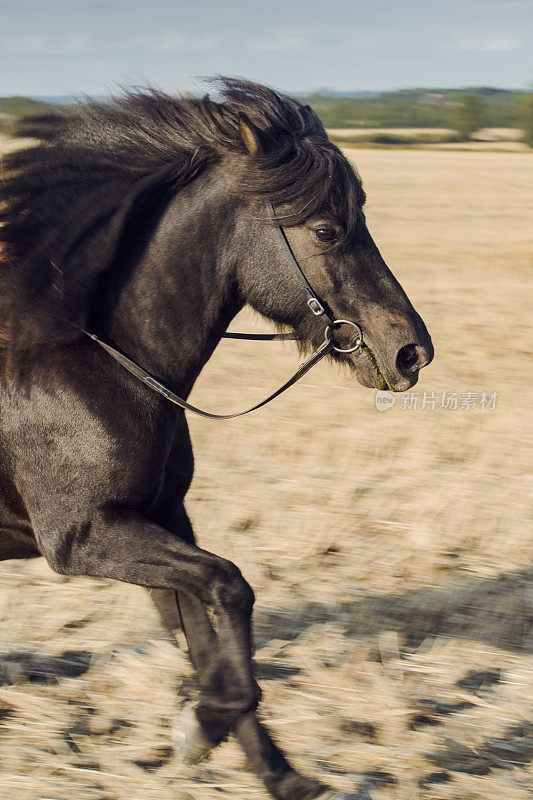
0 79 432 800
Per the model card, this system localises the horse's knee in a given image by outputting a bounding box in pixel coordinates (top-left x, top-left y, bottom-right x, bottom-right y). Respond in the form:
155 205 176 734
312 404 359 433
209 560 255 616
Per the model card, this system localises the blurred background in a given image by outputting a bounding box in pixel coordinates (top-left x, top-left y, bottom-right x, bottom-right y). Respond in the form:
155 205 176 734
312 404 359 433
0 1 532 799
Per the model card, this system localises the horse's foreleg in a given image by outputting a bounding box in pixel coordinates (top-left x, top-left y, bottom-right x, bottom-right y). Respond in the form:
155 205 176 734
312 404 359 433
148 507 260 740
151 588 233 751
38 507 260 716
151 589 337 800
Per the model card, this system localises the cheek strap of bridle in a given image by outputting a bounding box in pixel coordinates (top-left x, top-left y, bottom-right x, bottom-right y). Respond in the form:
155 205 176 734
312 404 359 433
80 203 362 419
264 202 337 328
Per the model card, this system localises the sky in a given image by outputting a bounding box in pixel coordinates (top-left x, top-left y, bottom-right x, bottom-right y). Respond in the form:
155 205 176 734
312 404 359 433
0 0 532 96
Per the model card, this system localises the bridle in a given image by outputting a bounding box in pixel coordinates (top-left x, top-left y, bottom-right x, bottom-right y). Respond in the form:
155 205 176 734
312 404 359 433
83 203 364 419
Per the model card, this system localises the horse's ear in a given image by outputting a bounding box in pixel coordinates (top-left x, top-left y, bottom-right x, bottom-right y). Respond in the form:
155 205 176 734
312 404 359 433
238 112 269 155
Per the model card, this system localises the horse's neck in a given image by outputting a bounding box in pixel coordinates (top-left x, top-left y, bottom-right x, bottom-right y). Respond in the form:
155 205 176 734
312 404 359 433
108 178 243 394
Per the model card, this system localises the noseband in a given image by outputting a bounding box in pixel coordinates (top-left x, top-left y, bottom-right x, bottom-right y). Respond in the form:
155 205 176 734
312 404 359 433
83 203 364 419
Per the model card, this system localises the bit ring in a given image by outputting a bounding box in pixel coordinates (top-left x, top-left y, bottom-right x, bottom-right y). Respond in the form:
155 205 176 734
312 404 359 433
325 320 363 353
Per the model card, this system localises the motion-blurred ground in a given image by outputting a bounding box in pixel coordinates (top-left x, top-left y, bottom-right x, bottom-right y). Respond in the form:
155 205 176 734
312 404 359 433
0 144 531 799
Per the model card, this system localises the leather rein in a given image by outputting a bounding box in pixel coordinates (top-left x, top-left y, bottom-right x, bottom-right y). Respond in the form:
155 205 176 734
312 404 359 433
83 203 364 419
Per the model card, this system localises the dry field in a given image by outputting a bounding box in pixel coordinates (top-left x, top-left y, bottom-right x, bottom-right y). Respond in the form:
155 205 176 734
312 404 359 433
326 129 527 152
327 127 523 141
0 145 532 800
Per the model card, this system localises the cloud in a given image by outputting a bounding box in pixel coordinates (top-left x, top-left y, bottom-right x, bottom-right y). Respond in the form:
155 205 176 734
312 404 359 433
131 32 225 54
448 32 523 51
2 31 226 58
249 35 308 53
491 1 533 8
3 33 96 56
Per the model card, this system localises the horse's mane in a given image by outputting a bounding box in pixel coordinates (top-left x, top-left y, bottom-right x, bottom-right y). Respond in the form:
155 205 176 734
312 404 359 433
0 77 364 348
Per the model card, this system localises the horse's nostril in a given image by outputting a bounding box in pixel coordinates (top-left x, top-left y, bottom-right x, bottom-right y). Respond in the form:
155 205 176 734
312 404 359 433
396 343 419 374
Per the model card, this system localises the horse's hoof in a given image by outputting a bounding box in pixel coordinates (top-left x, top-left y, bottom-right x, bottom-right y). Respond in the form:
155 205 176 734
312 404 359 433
172 704 214 765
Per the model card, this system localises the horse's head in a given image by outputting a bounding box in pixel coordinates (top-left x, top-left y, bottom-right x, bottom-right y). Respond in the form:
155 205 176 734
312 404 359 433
233 111 433 392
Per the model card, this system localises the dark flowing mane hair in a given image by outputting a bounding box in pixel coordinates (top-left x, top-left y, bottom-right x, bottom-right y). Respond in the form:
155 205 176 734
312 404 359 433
0 77 364 348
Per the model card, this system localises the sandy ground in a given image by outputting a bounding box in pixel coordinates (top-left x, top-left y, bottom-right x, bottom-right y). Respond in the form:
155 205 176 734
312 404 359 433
0 146 532 799
0 132 32 156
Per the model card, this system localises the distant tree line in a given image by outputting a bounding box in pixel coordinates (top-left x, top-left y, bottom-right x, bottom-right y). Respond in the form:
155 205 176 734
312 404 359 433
517 92 533 147
299 87 533 145
0 96 56 116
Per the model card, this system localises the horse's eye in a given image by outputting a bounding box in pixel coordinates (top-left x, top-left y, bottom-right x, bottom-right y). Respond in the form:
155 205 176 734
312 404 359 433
314 227 336 243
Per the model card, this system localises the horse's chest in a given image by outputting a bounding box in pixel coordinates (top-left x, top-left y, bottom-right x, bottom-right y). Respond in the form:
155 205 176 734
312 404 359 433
3 379 176 512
